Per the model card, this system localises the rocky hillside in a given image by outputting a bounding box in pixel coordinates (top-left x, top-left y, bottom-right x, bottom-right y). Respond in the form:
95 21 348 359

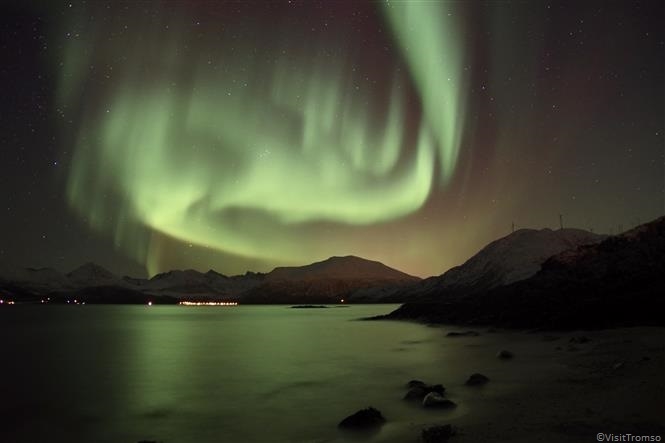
400 227 605 301
383 217 665 329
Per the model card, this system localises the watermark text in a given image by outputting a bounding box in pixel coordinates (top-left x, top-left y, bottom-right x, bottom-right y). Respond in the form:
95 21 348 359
597 433 661 442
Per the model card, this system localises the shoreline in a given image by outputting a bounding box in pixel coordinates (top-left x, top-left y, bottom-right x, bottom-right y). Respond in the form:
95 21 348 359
369 326 665 443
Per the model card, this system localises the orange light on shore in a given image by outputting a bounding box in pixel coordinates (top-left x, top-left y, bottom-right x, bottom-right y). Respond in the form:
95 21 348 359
179 301 238 306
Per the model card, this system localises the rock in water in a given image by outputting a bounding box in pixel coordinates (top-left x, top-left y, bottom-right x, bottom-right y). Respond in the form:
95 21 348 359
497 350 514 359
404 386 427 400
428 384 446 395
338 407 385 430
407 379 426 388
422 392 457 409
422 424 455 442
404 381 446 401
465 373 490 386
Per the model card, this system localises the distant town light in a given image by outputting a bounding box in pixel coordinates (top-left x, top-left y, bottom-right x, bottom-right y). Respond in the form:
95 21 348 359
179 301 238 306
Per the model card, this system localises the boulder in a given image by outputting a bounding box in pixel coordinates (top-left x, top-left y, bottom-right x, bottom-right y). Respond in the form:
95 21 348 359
428 384 445 395
338 407 385 430
465 373 490 386
404 382 445 401
496 350 514 359
422 392 457 409
407 380 426 389
404 386 427 400
422 424 455 442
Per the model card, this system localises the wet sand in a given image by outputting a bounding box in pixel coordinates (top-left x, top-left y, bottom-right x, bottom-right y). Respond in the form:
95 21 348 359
370 326 665 443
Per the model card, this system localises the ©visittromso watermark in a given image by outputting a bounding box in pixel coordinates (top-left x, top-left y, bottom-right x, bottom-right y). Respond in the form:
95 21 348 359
597 434 662 442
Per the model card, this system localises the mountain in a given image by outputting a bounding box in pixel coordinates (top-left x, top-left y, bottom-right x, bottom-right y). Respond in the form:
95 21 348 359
383 216 665 329
143 269 265 297
1 255 417 304
66 262 118 287
401 227 605 301
266 255 417 281
236 256 420 304
0 265 72 295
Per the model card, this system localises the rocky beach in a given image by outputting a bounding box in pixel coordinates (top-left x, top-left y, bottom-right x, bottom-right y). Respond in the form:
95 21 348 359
343 326 664 443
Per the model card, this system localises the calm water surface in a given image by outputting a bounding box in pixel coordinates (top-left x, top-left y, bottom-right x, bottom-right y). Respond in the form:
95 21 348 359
1 305 488 442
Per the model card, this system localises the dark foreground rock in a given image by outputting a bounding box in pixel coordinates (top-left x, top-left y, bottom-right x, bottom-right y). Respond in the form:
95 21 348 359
422 392 457 409
404 381 446 401
422 424 455 442
407 380 426 388
465 373 490 386
338 407 385 430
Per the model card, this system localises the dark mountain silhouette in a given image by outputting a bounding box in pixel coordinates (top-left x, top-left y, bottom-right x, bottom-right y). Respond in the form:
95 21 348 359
382 216 665 329
0 265 73 295
242 256 419 304
266 255 418 281
0 255 417 304
394 228 605 301
145 269 265 297
66 262 118 287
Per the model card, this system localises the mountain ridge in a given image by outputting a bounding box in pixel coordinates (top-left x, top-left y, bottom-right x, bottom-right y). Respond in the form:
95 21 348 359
396 226 606 301
382 216 665 328
266 255 419 282
0 255 418 303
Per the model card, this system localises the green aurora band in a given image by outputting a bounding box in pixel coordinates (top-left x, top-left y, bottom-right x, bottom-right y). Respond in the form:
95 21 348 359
61 3 465 275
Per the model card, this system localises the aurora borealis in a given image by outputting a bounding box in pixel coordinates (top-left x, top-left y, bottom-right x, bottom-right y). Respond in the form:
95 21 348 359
1 1 663 278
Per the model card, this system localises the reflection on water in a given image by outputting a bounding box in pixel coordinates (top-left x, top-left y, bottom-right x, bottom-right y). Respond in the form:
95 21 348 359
1 305 477 443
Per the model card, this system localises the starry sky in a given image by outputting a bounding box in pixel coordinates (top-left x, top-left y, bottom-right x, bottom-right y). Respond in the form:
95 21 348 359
1 1 663 278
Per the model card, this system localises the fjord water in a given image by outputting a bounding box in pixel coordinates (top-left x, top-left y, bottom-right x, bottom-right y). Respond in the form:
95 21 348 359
1 305 472 443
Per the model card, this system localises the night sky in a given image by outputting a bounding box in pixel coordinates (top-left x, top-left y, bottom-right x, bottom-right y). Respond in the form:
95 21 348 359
1 1 663 279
